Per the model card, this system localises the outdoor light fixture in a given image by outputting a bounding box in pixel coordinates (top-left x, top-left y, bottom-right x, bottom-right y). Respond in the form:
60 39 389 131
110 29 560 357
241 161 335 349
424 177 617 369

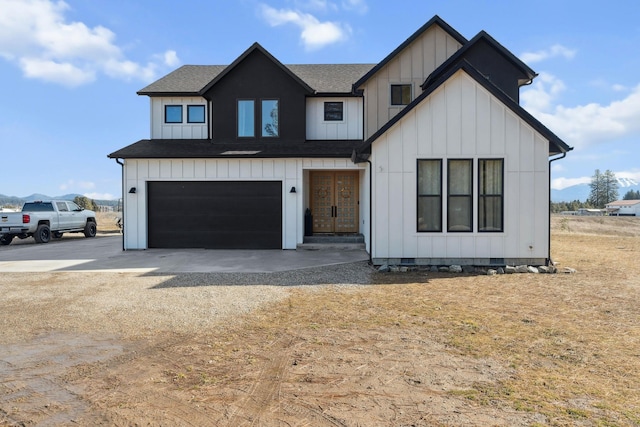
129 187 136 194
290 186 296 193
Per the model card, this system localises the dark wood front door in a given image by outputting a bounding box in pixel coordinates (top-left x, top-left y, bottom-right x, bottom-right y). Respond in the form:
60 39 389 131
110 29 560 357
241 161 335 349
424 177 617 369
310 171 359 234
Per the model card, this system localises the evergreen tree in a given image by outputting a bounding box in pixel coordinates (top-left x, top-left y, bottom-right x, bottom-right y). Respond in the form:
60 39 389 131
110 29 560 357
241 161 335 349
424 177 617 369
588 169 618 208
623 189 640 200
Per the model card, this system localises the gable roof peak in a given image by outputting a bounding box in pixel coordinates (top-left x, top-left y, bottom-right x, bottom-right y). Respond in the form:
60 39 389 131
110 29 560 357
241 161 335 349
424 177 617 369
353 15 467 91
198 42 314 95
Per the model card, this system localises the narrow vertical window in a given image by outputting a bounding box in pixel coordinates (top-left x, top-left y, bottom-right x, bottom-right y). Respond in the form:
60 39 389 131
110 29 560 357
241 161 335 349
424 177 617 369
479 159 504 232
417 160 442 232
391 84 412 105
261 99 279 137
187 105 205 123
164 105 183 123
238 100 255 137
447 159 472 232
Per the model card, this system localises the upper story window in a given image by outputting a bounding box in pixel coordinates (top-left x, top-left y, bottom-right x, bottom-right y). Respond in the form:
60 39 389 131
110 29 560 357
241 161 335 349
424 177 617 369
238 100 255 137
187 105 205 123
391 84 412 106
324 102 344 121
164 105 183 123
261 99 279 137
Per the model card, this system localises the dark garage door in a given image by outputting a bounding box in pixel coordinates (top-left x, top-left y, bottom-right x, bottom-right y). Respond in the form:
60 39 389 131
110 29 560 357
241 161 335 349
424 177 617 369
147 181 282 249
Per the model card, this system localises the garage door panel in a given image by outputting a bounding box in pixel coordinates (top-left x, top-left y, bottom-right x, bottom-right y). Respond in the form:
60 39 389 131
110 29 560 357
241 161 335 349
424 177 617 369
147 181 282 249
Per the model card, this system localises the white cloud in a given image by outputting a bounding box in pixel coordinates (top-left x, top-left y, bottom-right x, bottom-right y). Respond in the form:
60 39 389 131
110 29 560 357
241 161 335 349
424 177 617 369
551 176 591 190
522 74 640 150
259 4 351 50
342 0 368 14
520 44 576 64
0 0 180 86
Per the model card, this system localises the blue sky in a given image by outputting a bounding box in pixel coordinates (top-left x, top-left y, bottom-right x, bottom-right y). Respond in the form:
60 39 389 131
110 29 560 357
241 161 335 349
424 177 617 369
1 0 639 200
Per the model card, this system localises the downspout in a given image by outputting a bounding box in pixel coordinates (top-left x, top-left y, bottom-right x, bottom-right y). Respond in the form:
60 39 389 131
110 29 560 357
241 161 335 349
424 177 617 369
547 152 566 266
115 158 125 251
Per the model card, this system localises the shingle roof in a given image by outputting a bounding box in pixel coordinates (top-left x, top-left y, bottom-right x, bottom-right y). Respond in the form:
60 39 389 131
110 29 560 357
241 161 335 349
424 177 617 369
606 200 640 206
137 63 374 96
108 139 361 159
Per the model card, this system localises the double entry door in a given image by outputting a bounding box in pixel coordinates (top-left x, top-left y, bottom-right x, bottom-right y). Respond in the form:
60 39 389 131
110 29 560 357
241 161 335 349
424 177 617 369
310 171 359 234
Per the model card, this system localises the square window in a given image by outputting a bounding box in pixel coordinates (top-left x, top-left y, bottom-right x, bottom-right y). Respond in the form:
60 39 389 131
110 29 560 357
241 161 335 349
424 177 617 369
187 105 205 123
262 99 279 137
391 84 411 105
164 105 183 123
238 100 255 137
324 102 343 121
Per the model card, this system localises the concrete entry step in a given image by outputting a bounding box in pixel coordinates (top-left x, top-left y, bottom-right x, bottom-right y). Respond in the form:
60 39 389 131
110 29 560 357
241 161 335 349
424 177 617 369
298 234 365 251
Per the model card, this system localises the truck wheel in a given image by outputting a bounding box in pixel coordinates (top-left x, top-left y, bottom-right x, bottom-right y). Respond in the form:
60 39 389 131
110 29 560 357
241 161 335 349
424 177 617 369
34 224 51 243
53 232 64 238
0 234 13 245
84 221 97 238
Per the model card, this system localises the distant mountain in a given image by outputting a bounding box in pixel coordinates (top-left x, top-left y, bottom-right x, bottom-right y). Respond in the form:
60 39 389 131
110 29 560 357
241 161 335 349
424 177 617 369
552 178 640 202
0 193 120 208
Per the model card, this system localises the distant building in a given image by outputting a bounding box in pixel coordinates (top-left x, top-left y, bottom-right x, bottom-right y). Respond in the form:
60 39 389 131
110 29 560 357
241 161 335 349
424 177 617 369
577 208 606 216
605 200 640 216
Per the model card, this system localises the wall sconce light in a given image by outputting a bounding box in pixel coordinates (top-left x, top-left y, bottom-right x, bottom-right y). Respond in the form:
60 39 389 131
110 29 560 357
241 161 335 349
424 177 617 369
290 186 296 193
129 187 137 194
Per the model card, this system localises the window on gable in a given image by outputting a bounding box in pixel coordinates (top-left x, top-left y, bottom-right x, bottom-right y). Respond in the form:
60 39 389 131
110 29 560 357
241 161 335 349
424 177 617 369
324 102 344 121
391 84 412 106
417 160 442 232
478 159 504 232
447 159 473 232
187 105 205 123
238 100 255 137
165 105 183 123
261 99 279 137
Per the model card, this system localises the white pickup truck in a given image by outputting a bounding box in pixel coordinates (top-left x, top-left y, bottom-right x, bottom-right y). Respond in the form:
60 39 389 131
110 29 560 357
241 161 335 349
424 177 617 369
0 200 97 245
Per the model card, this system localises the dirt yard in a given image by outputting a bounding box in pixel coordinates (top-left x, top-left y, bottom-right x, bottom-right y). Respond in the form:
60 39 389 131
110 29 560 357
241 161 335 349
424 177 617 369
1 215 639 426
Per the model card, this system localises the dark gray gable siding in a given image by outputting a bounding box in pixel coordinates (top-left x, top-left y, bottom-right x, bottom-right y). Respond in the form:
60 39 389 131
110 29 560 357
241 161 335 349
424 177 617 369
203 47 310 141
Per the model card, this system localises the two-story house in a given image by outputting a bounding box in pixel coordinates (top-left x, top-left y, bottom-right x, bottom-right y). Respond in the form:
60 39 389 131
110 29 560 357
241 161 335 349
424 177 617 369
108 15 572 266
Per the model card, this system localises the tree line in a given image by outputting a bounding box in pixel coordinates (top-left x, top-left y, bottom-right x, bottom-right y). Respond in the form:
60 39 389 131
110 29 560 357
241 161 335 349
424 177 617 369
551 169 640 213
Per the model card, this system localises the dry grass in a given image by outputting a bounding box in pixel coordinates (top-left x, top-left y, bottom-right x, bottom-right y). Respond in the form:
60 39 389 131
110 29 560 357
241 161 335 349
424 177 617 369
168 215 640 425
96 211 122 234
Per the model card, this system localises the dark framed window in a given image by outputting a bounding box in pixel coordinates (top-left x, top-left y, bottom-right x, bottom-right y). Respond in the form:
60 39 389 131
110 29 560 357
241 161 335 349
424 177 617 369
391 84 411 105
324 101 344 121
478 159 504 232
164 105 182 123
187 105 205 123
238 100 255 137
447 159 473 232
417 159 442 232
261 99 279 137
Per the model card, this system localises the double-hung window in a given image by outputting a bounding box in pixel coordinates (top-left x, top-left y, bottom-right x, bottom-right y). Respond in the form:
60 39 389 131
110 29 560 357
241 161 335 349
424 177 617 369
447 159 473 232
478 159 504 232
417 160 442 232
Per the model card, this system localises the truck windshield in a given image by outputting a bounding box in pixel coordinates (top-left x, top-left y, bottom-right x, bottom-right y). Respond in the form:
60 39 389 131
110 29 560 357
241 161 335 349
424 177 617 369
22 202 54 212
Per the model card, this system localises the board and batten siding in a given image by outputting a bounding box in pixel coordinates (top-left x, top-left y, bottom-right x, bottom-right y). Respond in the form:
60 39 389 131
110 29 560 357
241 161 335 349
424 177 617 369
306 97 363 140
122 158 367 251
358 25 463 139
371 70 550 265
150 97 208 139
